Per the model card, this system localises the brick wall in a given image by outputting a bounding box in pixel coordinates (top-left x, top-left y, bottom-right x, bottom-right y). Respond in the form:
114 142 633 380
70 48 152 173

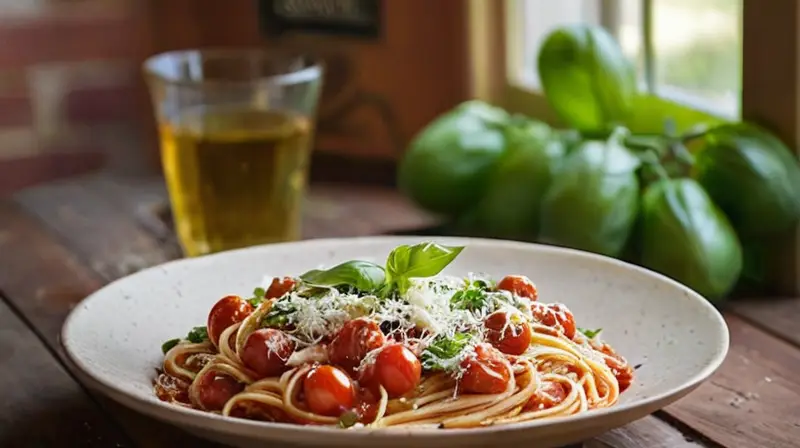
0 0 473 193
0 0 154 193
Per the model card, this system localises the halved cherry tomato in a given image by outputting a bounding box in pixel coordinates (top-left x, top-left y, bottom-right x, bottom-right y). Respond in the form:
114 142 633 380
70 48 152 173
354 389 380 424
266 276 296 299
496 275 538 301
240 329 295 378
328 318 386 371
524 381 567 411
484 311 532 355
530 302 576 339
154 373 191 405
193 371 244 411
303 365 355 417
361 344 421 398
606 357 634 393
207 295 254 346
593 341 634 392
459 344 511 394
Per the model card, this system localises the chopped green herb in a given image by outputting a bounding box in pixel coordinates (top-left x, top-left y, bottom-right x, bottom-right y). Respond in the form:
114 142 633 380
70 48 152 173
470 279 492 290
450 287 487 311
162 326 208 352
186 326 209 343
248 287 267 307
420 333 475 371
161 338 180 354
579 327 603 339
338 410 359 428
262 298 295 328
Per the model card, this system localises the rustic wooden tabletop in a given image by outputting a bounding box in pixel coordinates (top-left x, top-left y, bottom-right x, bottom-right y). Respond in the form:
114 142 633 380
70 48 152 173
1 173 798 448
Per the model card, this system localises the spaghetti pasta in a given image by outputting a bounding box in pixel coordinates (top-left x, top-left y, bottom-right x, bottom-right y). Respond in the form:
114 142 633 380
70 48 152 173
154 242 634 429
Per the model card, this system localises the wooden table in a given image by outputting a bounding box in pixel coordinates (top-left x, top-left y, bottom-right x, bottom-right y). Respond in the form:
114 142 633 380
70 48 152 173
1 173 799 448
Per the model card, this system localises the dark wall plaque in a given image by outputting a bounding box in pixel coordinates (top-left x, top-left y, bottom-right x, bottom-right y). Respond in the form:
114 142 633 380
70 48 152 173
258 0 382 38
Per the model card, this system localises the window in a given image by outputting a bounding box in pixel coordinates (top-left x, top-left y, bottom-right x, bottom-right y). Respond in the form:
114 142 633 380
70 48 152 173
510 0 742 119
488 0 800 294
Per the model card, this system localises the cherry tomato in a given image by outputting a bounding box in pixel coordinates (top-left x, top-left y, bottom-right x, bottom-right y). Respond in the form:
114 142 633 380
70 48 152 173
154 373 190 405
303 365 355 417
240 329 295 378
606 357 634 392
484 311 533 355
496 275 538 301
354 389 380 424
363 344 421 398
530 302 576 339
266 276 296 299
459 344 511 394
193 371 244 411
594 342 634 392
524 381 567 411
207 295 254 346
328 318 386 371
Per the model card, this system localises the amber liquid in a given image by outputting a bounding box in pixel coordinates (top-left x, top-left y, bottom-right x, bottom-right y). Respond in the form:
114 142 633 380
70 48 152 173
160 107 313 257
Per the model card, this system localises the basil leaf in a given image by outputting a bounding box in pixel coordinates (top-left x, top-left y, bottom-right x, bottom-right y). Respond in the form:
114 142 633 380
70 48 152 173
253 287 266 298
161 338 180 354
299 260 386 292
386 242 464 281
386 245 412 279
579 327 603 339
186 326 208 343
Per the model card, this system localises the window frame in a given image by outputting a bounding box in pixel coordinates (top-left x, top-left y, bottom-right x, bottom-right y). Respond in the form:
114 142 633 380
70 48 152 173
468 0 800 295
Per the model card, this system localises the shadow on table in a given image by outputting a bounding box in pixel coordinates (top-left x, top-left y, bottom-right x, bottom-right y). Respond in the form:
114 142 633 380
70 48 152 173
1 399 130 447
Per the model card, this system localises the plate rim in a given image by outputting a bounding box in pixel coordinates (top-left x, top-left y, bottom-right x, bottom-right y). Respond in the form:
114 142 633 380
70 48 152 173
60 235 731 440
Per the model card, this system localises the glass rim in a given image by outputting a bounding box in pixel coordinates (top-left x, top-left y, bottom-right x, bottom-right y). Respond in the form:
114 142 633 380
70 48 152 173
142 47 323 89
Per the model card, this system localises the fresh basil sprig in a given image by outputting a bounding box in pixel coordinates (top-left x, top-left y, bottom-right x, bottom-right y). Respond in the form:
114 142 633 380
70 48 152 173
384 242 464 294
299 260 386 293
294 242 465 298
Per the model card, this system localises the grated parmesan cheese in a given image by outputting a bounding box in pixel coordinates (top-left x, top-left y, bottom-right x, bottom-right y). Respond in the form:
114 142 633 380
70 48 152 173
261 273 588 376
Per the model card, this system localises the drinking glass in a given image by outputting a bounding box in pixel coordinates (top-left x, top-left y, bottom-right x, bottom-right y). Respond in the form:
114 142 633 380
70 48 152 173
144 49 323 257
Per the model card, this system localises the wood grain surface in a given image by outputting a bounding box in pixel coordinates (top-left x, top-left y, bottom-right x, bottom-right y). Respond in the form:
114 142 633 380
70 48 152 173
0 201 217 448
0 298 131 447
1 173 798 448
666 314 800 448
730 297 800 347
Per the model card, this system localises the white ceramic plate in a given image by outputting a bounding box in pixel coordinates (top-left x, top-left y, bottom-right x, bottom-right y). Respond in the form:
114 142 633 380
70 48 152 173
61 236 728 448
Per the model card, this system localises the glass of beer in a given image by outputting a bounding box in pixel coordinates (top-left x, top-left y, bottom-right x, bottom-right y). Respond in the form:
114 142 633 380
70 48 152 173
144 49 322 257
